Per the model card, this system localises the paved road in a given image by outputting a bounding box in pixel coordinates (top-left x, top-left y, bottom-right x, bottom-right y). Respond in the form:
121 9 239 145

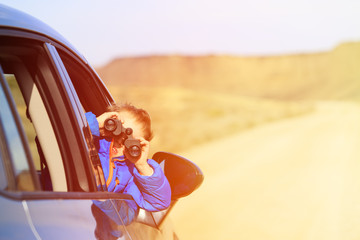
170 101 360 240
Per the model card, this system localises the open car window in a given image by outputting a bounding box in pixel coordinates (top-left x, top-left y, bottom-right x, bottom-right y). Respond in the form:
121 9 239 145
0 35 123 196
56 48 113 115
0 65 39 192
0 37 98 193
0 38 66 192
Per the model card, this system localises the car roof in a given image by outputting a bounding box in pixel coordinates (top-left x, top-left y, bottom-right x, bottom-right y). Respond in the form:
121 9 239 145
0 4 87 63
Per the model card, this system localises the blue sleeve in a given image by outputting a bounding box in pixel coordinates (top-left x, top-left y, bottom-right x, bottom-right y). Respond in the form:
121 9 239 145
85 111 104 190
124 159 171 212
85 111 100 137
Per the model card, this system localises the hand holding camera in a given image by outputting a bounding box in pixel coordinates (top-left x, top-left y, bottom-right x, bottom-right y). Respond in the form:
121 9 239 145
104 118 142 158
96 110 153 176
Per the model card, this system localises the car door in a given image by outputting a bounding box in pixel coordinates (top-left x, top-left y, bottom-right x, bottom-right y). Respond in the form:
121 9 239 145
0 35 137 239
0 5 205 240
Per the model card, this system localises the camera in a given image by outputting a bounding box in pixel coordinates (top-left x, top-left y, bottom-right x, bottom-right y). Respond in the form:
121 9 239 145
104 118 141 158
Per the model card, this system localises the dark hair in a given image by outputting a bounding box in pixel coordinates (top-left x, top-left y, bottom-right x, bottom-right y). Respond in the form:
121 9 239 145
107 103 153 141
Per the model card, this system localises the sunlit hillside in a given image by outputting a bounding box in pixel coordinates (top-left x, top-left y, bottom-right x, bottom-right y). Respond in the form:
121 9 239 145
97 41 360 101
96 41 360 153
107 86 312 154
98 42 360 240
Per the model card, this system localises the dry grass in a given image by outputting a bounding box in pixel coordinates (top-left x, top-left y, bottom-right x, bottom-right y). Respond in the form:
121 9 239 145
98 41 360 155
108 86 314 155
97 42 360 101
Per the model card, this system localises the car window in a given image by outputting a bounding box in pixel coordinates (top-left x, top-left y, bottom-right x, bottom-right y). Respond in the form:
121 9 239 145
45 43 95 191
57 48 113 115
55 47 115 191
0 150 7 190
5 74 40 168
0 66 37 191
0 38 69 192
0 37 112 194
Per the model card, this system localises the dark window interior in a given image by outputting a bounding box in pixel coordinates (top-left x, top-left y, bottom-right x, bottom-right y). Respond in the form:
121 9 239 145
57 50 113 116
0 38 51 191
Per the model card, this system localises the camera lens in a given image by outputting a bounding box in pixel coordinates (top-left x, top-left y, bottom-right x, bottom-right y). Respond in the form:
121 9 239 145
128 145 141 158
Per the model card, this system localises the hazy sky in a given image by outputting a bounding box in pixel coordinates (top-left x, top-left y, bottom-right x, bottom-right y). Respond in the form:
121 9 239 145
1 0 359 66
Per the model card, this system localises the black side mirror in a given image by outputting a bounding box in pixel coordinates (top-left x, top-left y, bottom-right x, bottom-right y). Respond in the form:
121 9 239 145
152 151 204 200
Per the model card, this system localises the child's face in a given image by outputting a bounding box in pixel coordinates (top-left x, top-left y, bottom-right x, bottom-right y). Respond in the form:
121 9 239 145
117 110 145 144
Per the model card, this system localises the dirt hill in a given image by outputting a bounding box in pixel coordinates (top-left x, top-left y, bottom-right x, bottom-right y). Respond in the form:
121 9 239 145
94 42 360 153
96 41 360 101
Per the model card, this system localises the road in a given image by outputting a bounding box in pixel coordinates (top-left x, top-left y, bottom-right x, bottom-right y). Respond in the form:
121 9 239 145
170 101 360 240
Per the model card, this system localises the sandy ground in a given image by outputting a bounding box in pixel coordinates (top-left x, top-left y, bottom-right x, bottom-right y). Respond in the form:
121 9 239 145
169 101 360 240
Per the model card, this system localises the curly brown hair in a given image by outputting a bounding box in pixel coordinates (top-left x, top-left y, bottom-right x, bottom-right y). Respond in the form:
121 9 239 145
106 103 154 141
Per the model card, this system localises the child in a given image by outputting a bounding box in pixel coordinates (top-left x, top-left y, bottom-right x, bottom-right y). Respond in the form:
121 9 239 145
85 103 171 212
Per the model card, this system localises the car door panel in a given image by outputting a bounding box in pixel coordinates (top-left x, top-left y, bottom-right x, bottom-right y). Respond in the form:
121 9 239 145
26 197 144 239
0 197 37 240
26 199 103 239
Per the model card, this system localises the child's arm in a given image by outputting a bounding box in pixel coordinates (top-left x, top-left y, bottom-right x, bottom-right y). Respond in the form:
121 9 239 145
96 111 121 132
125 160 172 211
125 137 154 176
85 112 101 137
86 111 122 138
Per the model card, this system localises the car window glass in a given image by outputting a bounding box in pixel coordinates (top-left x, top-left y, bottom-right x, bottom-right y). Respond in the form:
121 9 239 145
0 39 67 192
5 74 40 168
0 69 35 191
0 152 7 190
0 105 9 191
57 49 112 115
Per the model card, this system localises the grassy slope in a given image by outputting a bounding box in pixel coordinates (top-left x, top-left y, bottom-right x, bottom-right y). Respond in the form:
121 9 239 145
97 42 360 101
108 86 313 154
97 42 360 154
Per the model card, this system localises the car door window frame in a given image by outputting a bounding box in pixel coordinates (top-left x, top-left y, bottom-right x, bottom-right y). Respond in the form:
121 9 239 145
44 42 96 192
0 34 140 203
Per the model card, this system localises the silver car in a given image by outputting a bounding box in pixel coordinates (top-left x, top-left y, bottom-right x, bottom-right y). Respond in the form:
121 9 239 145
0 4 203 239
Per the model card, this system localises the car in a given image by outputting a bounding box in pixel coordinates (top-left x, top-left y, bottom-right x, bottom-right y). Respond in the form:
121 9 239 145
0 4 203 240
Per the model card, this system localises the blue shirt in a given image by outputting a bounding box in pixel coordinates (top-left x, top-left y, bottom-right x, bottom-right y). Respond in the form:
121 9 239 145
86 112 171 212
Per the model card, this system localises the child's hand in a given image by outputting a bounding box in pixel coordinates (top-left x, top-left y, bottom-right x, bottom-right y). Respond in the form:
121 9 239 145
125 137 154 176
96 112 121 136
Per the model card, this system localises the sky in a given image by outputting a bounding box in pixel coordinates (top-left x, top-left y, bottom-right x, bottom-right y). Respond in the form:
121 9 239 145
1 0 359 66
